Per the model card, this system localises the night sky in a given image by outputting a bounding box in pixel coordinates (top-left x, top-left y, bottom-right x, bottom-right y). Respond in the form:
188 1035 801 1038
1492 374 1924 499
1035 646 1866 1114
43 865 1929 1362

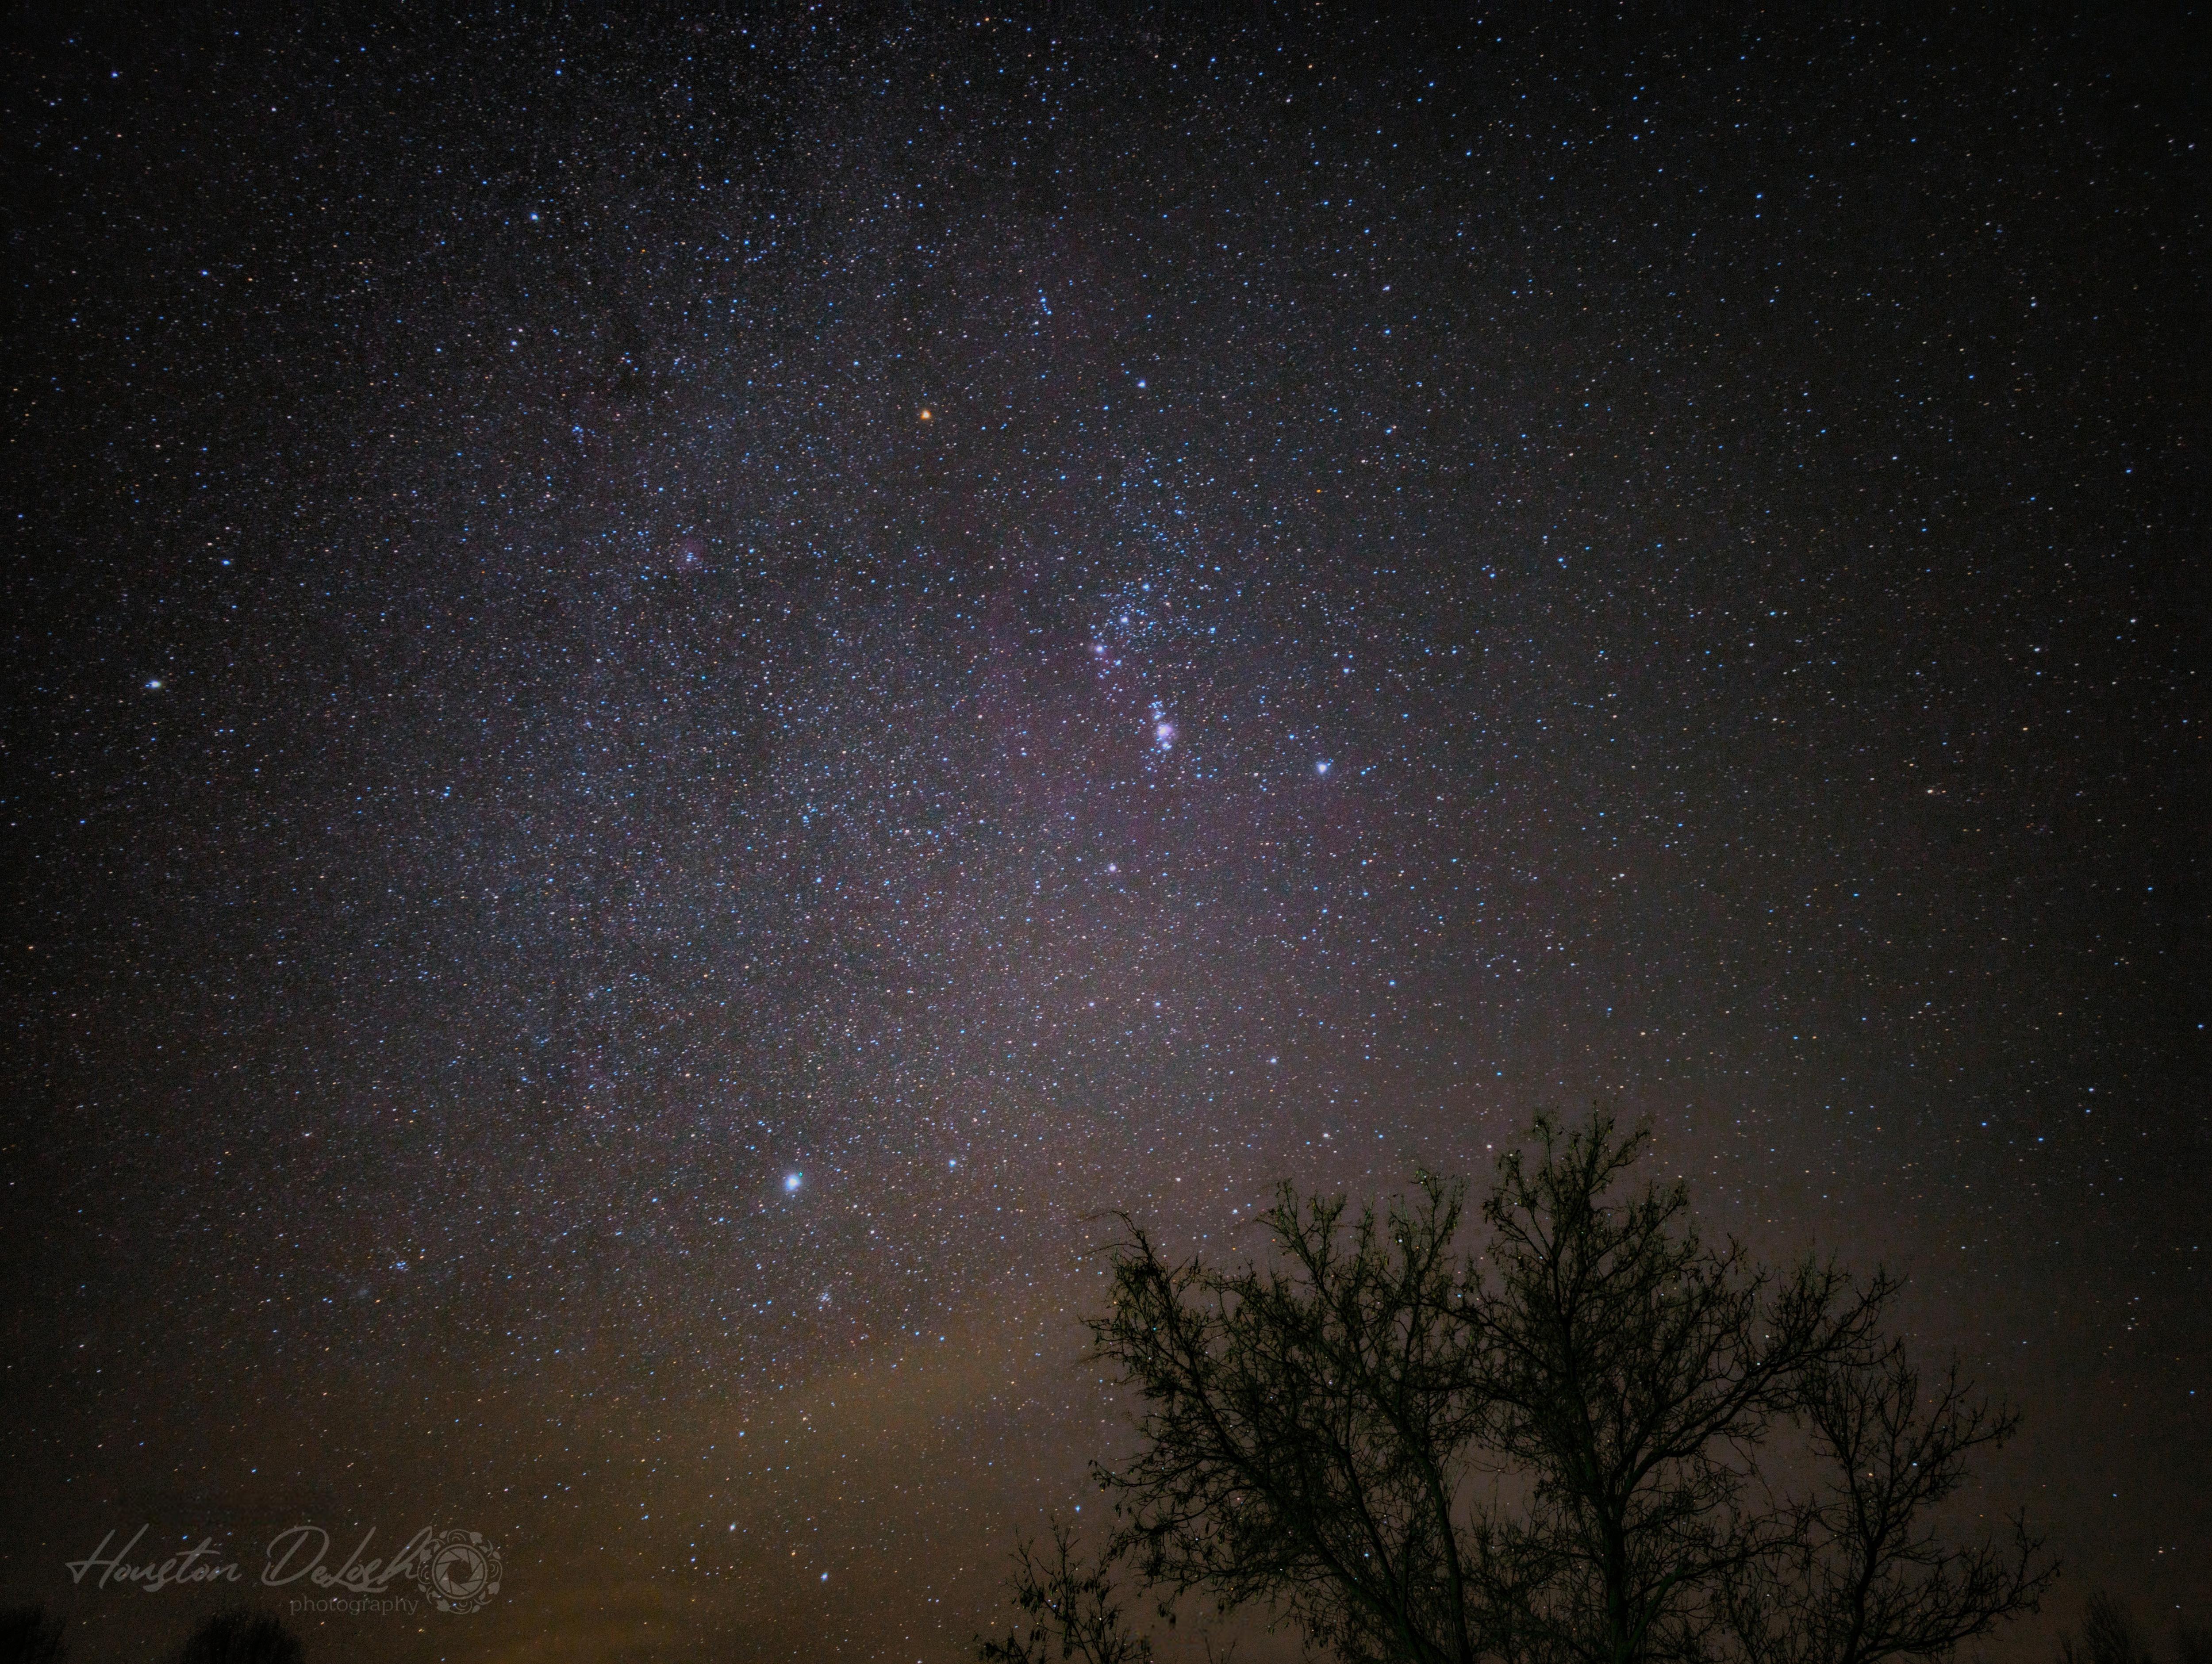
2 6 2204 1661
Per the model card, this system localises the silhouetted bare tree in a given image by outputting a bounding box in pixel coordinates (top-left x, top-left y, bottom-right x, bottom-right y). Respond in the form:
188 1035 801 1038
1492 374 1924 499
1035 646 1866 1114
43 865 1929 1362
0 1606 67 1664
981 1108 2056 1664
2058 1595 2154 1664
2054 1594 2210 1664
977 1517 1156 1664
1090 1172 1497 1664
1458 1111 1897 1664
171 1609 303 1664
1722 1342 2057 1664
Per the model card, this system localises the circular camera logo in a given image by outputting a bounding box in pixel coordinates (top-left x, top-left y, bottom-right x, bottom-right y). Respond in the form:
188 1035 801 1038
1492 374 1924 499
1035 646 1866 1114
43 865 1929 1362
416 1528 503 1614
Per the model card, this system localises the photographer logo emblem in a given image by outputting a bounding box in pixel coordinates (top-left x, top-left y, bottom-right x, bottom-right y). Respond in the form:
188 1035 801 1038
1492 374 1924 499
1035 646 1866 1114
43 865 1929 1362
416 1528 503 1614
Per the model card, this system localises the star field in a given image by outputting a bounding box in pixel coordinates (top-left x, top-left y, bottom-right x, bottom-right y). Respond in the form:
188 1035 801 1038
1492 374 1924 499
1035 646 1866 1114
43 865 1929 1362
2 6 2204 1661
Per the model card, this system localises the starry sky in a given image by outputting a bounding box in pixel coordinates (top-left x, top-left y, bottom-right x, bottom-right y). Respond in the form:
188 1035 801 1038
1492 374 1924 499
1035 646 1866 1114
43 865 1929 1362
2 5 2204 1661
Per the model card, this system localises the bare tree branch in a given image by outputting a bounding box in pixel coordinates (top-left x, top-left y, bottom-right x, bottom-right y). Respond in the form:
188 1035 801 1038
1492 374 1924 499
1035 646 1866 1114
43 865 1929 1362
979 1108 2053 1664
